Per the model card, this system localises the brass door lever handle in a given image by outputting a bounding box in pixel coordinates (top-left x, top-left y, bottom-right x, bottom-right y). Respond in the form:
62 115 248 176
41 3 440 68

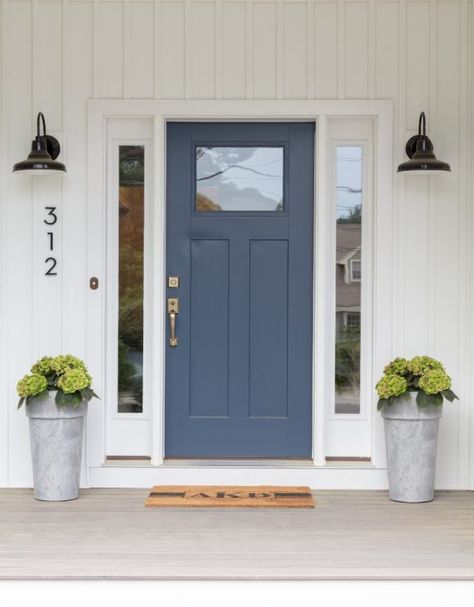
167 298 179 347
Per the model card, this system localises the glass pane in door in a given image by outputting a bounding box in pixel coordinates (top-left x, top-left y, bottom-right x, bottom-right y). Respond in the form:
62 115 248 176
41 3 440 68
118 145 144 413
196 146 284 211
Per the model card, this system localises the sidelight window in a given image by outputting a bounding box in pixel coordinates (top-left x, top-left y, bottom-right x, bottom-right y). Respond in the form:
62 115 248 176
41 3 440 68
334 145 363 416
117 145 144 414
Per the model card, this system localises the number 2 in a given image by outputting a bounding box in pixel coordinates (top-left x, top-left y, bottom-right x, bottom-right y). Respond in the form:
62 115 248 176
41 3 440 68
45 257 57 276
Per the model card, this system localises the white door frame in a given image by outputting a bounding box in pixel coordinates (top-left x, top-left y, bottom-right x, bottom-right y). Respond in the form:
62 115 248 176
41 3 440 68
86 99 394 488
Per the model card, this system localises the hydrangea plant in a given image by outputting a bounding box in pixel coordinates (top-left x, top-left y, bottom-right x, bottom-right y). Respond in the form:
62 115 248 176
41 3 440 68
376 356 458 411
17 355 98 409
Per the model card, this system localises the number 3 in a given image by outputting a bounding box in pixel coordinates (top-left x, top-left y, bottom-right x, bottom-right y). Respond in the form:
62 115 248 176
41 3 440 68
44 207 57 225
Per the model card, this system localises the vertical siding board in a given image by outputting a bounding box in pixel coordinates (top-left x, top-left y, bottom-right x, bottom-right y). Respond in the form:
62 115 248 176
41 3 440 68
161 1 185 99
405 1 430 130
35 0 63 357
314 1 338 99
0 0 7 485
402 179 430 353
375 1 399 100
127 0 154 98
393 0 406 357
469 0 474 490
306 0 314 99
402 0 431 354
245 0 253 98
283 1 307 99
6 0 34 485
62 0 93 359
343 0 369 99
95 0 124 98
222 1 246 99
368 0 375 99
215 0 222 98
190 1 216 98
252 1 277 99
433 0 461 488
38 0 63 129
153 0 161 98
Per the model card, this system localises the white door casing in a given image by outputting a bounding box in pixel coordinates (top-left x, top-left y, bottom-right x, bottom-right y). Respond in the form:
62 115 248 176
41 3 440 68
86 99 393 488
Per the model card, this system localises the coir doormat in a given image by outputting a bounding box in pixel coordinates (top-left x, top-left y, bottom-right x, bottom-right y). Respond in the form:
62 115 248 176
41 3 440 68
145 485 314 508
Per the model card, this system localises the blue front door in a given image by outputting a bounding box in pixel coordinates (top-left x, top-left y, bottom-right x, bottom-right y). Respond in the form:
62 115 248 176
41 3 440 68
165 122 314 458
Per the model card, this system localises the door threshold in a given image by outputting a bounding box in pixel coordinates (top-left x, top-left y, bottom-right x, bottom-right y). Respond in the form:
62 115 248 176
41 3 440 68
105 456 152 467
163 458 314 468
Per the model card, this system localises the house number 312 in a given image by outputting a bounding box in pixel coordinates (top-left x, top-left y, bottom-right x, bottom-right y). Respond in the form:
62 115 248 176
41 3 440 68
44 206 58 276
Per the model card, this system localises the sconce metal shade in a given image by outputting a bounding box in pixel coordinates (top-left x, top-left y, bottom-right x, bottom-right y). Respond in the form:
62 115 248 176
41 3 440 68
13 112 66 175
397 112 450 173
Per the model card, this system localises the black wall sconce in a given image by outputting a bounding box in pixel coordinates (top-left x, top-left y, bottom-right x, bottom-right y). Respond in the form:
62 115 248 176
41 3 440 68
398 112 450 174
13 112 66 175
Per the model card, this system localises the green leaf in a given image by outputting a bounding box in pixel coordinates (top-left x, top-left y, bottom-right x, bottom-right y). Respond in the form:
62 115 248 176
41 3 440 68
61 391 82 407
81 387 99 401
418 391 443 407
431 392 443 407
80 387 93 400
442 389 458 403
377 398 392 411
416 391 430 408
55 390 66 405
17 397 25 410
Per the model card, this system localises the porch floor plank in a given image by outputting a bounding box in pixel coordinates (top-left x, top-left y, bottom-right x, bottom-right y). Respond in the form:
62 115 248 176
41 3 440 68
0 489 473 579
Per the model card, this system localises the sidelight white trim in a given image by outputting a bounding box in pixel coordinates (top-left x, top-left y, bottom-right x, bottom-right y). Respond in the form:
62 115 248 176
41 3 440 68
87 99 393 487
324 118 375 458
105 118 153 457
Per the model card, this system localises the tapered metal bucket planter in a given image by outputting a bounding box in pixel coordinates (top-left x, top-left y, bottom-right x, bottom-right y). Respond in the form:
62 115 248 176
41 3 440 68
381 394 442 503
26 391 87 501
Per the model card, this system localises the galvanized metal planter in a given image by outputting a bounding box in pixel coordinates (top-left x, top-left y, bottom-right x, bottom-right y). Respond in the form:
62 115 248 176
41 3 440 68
26 391 87 501
381 393 442 503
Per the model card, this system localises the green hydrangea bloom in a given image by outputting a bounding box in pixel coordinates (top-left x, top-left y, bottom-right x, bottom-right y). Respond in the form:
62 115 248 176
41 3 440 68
383 357 409 375
31 356 55 375
408 355 444 376
376 374 407 400
17 373 48 398
57 368 91 394
418 369 451 395
51 354 87 374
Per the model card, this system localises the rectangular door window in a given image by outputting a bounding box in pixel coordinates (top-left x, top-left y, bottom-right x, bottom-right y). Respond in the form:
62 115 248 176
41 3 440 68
196 146 284 212
118 145 144 413
335 145 362 415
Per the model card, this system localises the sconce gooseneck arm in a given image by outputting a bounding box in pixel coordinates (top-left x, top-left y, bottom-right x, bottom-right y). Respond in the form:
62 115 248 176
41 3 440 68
418 111 426 137
36 112 47 139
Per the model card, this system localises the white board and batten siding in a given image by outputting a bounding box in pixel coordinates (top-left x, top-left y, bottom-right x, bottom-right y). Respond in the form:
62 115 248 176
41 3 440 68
0 0 473 489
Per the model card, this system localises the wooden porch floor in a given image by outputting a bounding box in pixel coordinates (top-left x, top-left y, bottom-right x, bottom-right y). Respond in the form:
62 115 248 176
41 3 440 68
0 489 473 579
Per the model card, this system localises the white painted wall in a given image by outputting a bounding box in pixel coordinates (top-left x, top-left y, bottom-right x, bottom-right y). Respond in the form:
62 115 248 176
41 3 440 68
0 0 472 488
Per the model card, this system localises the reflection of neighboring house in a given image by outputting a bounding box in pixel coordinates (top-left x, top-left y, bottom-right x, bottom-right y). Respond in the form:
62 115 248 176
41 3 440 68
336 223 361 332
